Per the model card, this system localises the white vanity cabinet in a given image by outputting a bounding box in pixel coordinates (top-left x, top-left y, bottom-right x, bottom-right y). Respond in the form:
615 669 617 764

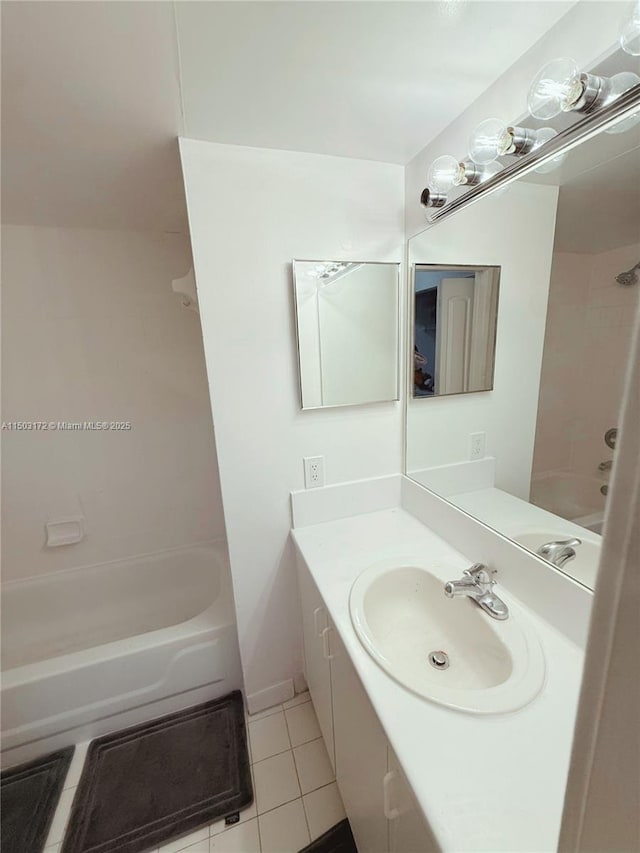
298 555 335 769
296 555 436 852
386 749 440 853
330 623 389 852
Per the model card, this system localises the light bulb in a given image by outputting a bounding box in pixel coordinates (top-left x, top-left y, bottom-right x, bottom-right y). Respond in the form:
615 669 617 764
427 155 462 193
604 71 640 134
528 58 585 119
468 118 507 165
620 0 640 55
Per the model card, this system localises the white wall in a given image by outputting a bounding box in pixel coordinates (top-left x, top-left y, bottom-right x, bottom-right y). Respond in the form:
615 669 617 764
406 181 558 500
1 226 225 581
404 1 626 237
179 139 404 704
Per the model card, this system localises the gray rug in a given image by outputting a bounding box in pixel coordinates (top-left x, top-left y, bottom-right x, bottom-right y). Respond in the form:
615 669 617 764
62 692 252 853
1 746 74 853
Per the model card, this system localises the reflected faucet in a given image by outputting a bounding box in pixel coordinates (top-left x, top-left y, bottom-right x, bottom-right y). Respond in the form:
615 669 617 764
444 564 509 620
536 538 581 568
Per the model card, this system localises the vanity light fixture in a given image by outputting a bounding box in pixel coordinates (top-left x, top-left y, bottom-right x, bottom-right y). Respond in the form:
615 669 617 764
420 186 448 209
424 80 640 224
425 155 502 200
427 155 462 194
620 0 640 55
468 119 567 173
527 57 640 123
457 159 502 186
422 158 504 213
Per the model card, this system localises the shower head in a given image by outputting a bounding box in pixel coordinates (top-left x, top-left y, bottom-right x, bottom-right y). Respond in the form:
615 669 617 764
615 261 640 286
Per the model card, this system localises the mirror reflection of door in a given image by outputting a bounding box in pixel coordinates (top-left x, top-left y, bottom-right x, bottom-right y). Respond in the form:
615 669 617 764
413 265 500 398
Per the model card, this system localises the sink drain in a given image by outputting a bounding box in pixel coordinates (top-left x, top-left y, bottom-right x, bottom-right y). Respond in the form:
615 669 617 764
428 650 450 670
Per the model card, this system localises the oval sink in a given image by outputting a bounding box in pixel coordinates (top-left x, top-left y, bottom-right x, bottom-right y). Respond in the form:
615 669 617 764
350 563 545 714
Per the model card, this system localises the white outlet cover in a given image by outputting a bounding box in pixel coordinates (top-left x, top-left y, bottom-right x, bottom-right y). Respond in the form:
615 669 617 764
303 456 325 489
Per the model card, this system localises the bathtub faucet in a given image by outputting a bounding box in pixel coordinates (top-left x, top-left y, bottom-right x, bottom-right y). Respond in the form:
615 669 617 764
536 538 581 568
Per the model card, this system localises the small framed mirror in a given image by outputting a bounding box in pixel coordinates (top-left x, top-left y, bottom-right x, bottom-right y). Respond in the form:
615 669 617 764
293 260 400 409
412 264 500 398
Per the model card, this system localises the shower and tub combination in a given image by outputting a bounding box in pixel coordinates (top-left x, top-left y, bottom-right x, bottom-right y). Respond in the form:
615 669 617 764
1 543 242 767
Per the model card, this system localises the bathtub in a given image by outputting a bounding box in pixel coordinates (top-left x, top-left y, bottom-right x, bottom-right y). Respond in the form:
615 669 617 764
1 543 242 767
530 471 606 526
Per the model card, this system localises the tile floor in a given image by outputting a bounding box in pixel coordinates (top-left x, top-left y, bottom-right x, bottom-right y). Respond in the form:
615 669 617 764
43 692 346 853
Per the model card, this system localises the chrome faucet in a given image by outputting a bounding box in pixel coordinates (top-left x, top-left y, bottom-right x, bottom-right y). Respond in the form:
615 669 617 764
444 564 509 620
536 538 581 568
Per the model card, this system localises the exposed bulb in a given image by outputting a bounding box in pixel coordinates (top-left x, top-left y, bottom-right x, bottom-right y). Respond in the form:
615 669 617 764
528 58 585 119
604 71 640 134
468 118 507 165
427 155 462 193
620 0 640 55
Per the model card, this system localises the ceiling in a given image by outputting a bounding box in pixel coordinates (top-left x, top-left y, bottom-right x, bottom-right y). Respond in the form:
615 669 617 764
1 0 576 231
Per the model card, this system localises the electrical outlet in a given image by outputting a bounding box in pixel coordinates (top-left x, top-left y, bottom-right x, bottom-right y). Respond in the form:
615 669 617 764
303 456 324 489
469 432 486 460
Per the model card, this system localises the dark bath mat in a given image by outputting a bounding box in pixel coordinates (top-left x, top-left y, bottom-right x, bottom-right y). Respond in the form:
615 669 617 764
1 745 75 853
300 819 358 853
62 692 252 853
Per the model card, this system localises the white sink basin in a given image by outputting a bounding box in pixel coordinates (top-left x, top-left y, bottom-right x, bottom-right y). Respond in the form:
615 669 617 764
513 530 600 589
350 563 545 714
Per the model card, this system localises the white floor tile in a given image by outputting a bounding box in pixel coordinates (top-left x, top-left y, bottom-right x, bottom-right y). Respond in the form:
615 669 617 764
209 818 260 852
249 711 291 763
44 786 76 846
283 692 311 710
293 738 334 795
158 825 209 852
285 702 321 748
258 799 310 853
64 741 90 789
253 751 301 814
210 794 257 836
303 783 346 840
173 840 209 853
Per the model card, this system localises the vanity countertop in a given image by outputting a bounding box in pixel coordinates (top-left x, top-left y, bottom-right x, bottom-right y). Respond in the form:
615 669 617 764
292 506 585 853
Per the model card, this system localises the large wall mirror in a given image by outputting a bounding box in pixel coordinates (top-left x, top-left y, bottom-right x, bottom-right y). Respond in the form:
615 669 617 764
405 56 640 592
293 260 400 409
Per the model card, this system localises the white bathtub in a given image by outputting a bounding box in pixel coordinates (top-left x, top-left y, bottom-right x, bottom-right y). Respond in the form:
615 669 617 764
530 471 606 524
1 543 242 766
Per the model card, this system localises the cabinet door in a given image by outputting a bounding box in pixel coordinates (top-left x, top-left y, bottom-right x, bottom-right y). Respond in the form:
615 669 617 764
387 747 440 853
330 624 389 853
296 556 335 769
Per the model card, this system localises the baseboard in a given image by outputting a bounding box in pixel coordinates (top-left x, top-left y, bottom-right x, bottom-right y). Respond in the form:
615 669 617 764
246 679 295 715
293 671 308 694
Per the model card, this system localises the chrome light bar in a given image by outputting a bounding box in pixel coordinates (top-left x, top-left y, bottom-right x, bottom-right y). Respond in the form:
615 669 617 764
427 83 640 225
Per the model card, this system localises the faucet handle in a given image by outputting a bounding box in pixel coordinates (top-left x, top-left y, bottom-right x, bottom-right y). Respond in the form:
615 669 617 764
464 563 495 588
